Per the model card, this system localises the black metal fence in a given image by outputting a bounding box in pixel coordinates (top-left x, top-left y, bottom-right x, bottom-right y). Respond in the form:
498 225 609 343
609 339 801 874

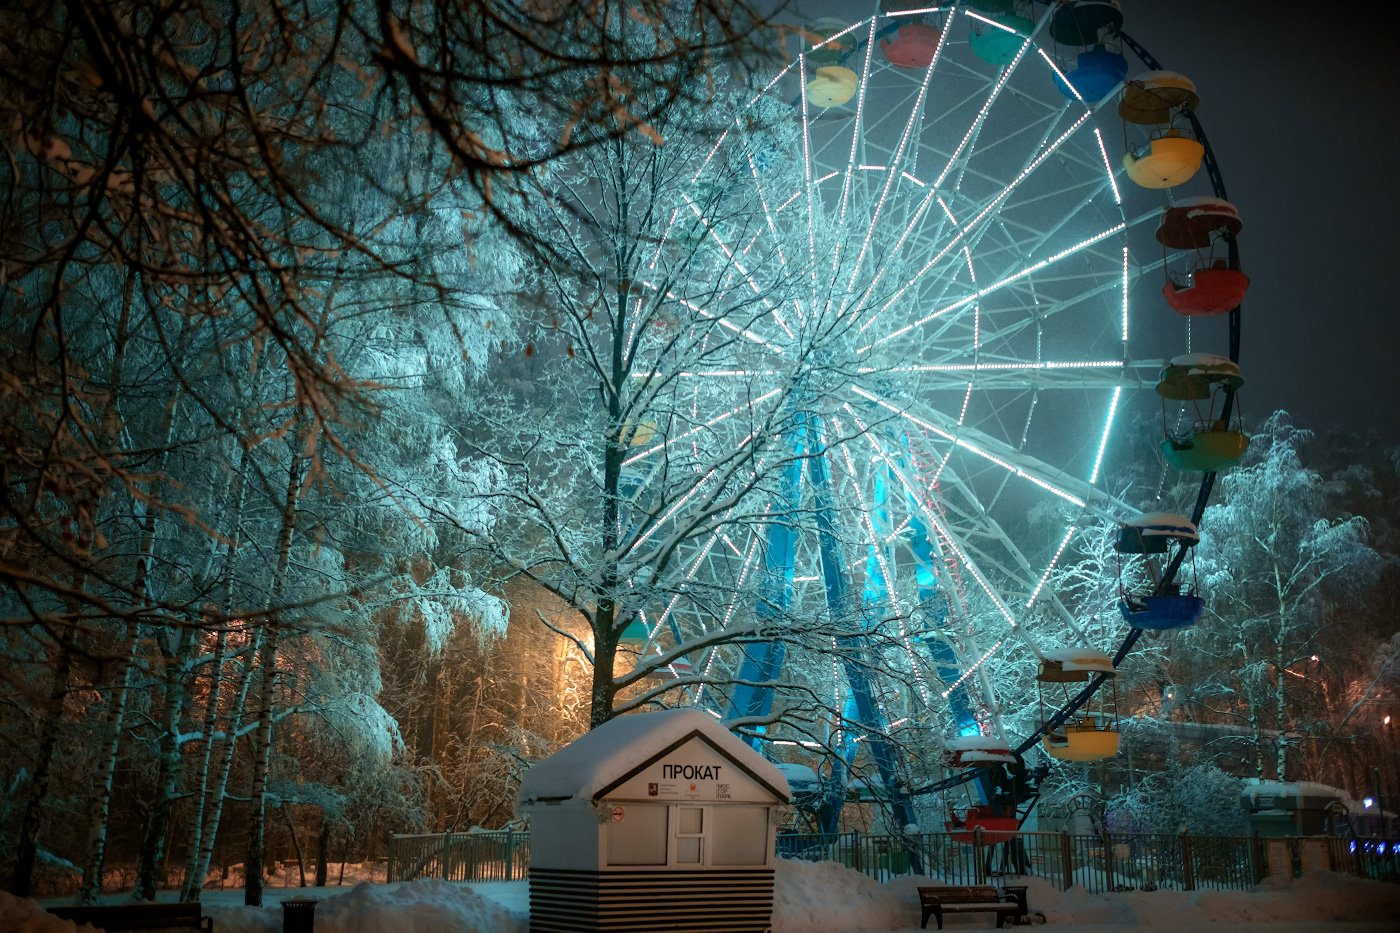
387 829 1400 891
387 830 529 883
775 830 1265 893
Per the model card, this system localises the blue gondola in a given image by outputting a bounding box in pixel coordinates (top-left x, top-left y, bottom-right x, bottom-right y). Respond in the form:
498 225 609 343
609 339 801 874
1055 48 1128 101
1118 593 1204 630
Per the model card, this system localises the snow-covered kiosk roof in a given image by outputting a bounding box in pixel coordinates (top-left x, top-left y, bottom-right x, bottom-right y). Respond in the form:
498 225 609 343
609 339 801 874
518 708 790 807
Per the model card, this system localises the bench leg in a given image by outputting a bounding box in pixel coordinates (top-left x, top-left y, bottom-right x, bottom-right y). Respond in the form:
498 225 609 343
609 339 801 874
919 905 943 930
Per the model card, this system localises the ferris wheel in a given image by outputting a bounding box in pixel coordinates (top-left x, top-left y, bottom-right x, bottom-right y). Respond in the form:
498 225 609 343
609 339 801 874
619 0 1246 832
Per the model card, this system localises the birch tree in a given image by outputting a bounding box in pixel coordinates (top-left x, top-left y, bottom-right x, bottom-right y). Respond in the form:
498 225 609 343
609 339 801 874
1177 412 1385 780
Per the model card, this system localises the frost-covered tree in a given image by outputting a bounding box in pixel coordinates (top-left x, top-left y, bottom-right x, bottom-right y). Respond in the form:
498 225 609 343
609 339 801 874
1171 412 1387 781
459 48 916 736
1108 761 1247 836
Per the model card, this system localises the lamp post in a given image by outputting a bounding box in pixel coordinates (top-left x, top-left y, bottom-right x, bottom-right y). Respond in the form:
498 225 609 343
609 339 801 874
1382 715 1394 836
1374 765 1388 838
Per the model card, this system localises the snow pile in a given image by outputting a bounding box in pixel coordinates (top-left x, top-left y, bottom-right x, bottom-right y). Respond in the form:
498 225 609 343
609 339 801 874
780 866 1400 931
50 861 1400 933
204 879 526 933
0 892 98 933
772 858 908 933
944 872 1400 927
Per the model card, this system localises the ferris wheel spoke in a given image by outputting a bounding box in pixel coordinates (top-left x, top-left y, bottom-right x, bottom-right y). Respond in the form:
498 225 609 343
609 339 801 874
848 385 1136 518
855 119 1108 343
925 4 1049 193
877 360 1154 392
842 28 954 294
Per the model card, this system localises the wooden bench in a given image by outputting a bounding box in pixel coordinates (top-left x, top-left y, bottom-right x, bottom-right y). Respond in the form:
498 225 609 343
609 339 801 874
917 884 1021 929
47 902 213 932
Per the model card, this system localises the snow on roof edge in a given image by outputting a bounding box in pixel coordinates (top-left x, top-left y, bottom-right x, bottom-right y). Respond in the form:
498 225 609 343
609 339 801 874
516 708 790 807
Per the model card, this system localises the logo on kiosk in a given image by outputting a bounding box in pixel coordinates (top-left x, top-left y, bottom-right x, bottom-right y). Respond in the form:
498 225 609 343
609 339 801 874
648 782 659 797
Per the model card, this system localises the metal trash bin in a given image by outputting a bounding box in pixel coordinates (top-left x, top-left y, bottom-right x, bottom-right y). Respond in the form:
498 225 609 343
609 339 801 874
282 897 318 933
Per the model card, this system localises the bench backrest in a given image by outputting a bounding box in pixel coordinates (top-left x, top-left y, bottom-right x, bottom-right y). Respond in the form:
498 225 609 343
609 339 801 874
49 902 208 931
918 885 1002 904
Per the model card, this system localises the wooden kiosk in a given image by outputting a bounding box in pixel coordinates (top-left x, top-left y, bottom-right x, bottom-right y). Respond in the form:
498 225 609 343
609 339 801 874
518 708 790 933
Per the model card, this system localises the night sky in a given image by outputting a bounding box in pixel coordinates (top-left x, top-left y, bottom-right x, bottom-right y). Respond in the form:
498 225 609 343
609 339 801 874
791 1 1400 441
1124 1 1400 441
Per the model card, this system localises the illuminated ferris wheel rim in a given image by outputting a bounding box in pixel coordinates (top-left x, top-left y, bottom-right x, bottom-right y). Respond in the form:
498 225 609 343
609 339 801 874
624 2 1240 789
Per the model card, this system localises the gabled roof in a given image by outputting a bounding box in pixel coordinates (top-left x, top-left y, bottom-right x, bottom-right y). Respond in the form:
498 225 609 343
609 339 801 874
517 708 790 806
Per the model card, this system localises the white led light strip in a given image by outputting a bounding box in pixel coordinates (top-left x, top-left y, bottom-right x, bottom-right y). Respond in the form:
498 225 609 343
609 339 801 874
1088 386 1122 484
1038 48 1082 103
1026 525 1076 608
850 387 1087 508
844 18 950 294
1095 128 1123 206
943 639 1005 698
861 360 1125 374
862 220 1124 351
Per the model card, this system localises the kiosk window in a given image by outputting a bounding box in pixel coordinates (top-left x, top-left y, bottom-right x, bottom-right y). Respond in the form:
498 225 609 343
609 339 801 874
710 806 769 865
605 805 668 865
675 806 704 864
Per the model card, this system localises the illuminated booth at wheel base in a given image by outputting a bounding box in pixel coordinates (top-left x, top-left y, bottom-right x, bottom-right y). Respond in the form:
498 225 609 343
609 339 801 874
517 709 789 933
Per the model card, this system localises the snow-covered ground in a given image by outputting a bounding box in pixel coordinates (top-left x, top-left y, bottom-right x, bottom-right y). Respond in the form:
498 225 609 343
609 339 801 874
14 858 1400 932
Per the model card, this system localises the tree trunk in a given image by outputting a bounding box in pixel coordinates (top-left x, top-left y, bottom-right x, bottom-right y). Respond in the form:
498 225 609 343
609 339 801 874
244 613 284 906
244 433 306 907
1248 705 1265 778
177 630 228 898
80 270 156 904
134 625 195 900
1274 639 1288 782
283 805 307 887
79 627 141 903
182 638 260 900
180 443 250 900
314 818 330 887
10 630 76 897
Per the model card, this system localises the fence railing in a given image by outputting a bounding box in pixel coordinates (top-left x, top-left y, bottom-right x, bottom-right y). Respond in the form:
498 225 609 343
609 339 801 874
1326 837 1400 883
388 829 1400 891
776 830 1264 893
387 830 529 883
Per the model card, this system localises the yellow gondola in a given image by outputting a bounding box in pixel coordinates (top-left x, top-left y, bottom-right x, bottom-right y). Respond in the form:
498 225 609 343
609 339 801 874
1123 131 1204 189
1038 648 1119 762
1043 719 1121 762
806 66 859 109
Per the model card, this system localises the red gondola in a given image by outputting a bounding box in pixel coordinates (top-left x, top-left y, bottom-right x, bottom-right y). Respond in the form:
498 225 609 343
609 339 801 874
881 23 941 69
945 804 1019 843
1163 260 1250 316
